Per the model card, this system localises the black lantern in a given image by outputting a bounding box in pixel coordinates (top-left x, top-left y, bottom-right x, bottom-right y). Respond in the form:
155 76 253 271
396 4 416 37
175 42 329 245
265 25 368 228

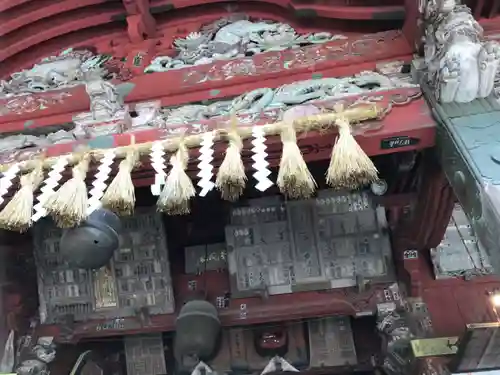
59 209 122 269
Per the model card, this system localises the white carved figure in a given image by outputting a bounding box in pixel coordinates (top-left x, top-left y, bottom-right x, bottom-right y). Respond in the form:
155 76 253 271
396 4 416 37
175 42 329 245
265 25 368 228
84 71 123 119
421 0 500 102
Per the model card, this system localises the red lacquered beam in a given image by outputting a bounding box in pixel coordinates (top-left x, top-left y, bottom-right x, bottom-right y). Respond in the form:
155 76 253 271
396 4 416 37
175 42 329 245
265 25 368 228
37 282 395 341
152 0 404 20
1 0 114 37
0 0 30 13
0 30 412 125
0 4 124 62
288 4 405 20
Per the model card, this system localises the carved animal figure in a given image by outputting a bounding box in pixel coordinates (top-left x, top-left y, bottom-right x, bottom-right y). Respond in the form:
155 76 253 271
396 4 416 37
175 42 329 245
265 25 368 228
84 74 123 120
421 0 500 102
0 49 108 97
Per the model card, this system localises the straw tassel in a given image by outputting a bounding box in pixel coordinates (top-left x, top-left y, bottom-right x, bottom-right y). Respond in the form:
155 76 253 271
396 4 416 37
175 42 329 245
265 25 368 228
101 147 139 216
326 114 378 190
44 154 91 228
0 165 44 232
277 123 316 199
157 142 195 215
216 116 247 201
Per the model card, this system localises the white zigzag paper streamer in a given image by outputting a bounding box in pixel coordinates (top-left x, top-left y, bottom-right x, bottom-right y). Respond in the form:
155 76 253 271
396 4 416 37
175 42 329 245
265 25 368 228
261 356 298 375
251 126 273 191
87 149 115 215
32 157 69 222
0 163 21 206
197 131 215 197
150 141 167 196
191 361 213 375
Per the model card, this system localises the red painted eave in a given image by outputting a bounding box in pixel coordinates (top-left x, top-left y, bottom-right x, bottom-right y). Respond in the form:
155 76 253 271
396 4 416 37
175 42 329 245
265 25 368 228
0 0 114 37
0 4 123 62
0 0 30 13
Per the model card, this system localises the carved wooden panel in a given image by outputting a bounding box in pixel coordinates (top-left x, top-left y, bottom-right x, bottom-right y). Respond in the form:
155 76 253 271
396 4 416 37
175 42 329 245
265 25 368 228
225 191 394 297
34 211 174 324
124 334 167 375
308 317 358 368
225 198 294 297
184 243 227 274
34 223 94 323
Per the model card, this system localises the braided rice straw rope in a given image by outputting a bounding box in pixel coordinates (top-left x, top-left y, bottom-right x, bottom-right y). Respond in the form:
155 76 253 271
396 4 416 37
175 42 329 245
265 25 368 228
0 105 381 175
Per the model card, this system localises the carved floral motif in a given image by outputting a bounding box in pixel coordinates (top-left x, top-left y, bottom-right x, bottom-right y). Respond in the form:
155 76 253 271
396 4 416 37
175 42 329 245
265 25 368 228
1 92 72 116
144 15 348 74
420 0 500 103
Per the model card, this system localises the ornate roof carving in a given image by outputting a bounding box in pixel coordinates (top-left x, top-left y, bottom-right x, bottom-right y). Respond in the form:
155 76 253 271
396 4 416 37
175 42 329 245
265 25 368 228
0 48 122 98
0 62 417 159
144 15 346 74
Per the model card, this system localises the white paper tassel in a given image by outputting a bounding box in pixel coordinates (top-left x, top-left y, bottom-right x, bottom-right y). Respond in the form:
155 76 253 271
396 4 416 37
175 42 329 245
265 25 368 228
197 131 215 197
0 164 21 206
32 157 69 222
251 126 273 192
150 141 167 196
87 149 115 215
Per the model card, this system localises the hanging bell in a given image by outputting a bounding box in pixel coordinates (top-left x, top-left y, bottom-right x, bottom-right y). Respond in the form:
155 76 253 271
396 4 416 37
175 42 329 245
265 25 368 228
174 300 221 370
59 209 122 269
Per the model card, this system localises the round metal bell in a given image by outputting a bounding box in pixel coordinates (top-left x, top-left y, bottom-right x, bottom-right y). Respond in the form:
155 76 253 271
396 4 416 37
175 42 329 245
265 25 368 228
174 300 221 368
59 209 122 269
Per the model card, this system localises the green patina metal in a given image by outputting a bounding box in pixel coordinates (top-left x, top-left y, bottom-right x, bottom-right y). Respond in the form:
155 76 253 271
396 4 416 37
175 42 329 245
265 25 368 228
425 82 500 275
84 135 115 150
